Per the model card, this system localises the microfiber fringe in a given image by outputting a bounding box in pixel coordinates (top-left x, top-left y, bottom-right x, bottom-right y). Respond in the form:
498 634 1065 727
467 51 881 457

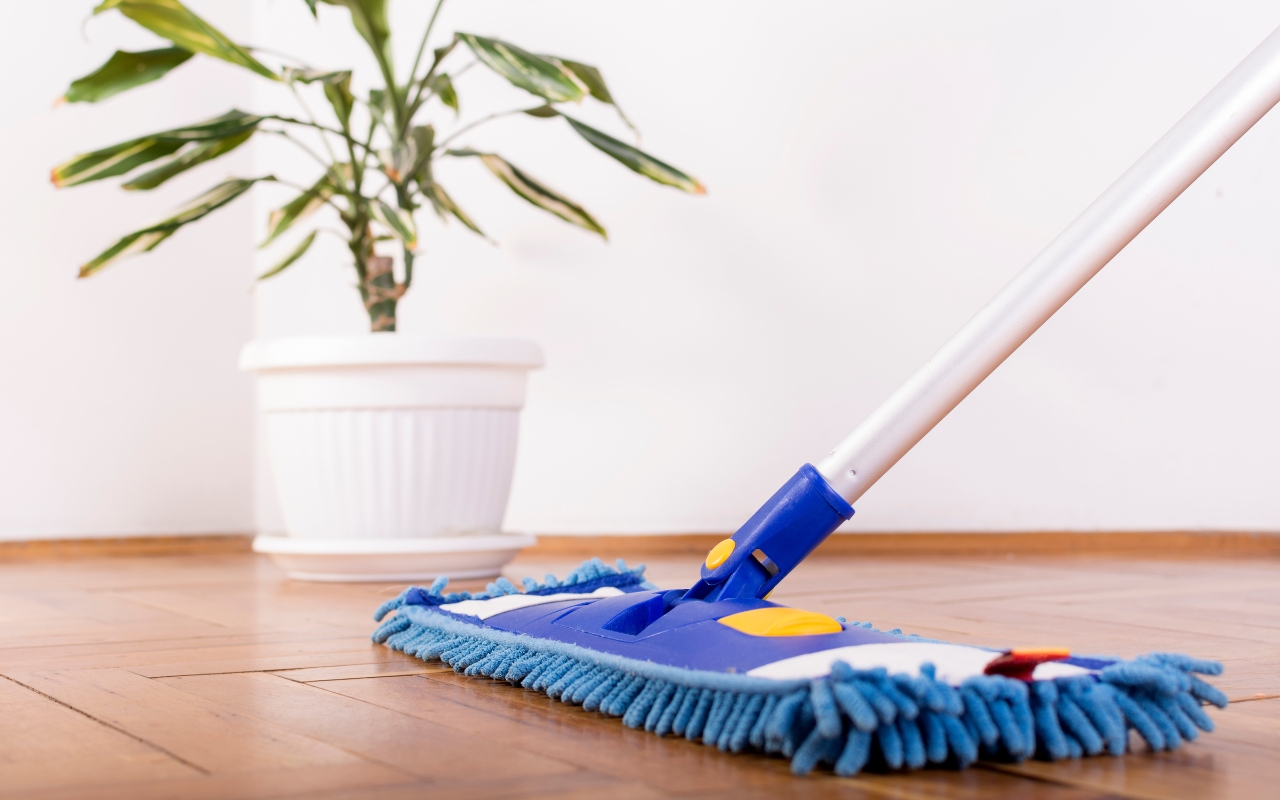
371 561 1227 777
373 557 656 621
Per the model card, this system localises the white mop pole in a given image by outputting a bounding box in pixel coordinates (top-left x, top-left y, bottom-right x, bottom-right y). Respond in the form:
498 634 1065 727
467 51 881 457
817 24 1280 505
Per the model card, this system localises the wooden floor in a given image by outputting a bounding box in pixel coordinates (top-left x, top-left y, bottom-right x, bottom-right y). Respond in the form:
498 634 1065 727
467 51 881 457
1 546 1278 799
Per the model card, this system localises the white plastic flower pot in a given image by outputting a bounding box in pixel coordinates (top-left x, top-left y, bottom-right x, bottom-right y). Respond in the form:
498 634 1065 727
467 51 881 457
240 335 542 581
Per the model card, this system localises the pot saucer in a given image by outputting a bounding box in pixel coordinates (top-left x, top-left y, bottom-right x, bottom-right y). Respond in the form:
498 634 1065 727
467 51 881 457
252 533 536 582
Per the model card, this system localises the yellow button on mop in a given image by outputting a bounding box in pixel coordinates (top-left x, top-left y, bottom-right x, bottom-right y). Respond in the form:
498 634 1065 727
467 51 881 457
718 607 843 636
704 538 735 569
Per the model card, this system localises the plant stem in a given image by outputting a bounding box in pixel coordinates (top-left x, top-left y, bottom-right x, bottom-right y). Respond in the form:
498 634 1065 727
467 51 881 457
340 117 364 197
357 249 404 331
264 129 334 173
402 0 451 135
246 44 314 69
407 0 447 90
346 209 396 332
287 84 341 167
266 115 375 154
406 56 474 127
450 59 478 80
317 226 353 241
435 109 525 150
355 115 380 195
274 177 349 217
393 183 417 290
368 44 404 134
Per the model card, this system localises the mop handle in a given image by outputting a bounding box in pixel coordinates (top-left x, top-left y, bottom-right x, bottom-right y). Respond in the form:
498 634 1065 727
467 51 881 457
816 24 1280 505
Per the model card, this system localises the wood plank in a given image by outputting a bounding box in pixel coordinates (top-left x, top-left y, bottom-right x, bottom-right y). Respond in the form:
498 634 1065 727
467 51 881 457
313 674 1105 798
102 580 403 630
0 547 1275 797
6 668 376 774
301 772 669 800
4 588 231 635
155 671 585 782
0 675 196 794
988 700 1280 800
270 660 450 682
310 673 770 795
16 763 414 800
0 625 353 660
0 635 396 675
0 553 271 592
127 648 416 678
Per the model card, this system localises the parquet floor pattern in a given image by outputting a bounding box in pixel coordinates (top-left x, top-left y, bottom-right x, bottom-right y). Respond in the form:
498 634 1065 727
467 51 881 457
1 548 1277 799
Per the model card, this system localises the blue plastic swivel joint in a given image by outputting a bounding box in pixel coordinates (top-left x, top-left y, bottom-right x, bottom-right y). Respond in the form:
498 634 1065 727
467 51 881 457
681 464 853 603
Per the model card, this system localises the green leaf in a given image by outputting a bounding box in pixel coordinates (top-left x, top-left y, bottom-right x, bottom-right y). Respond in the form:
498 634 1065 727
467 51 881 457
450 149 605 238
263 174 336 246
121 128 254 190
422 181 483 236
322 78 355 128
553 58 635 130
430 39 458 73
562 115 704 194
317 0 392 68
371 199 417 248
458 34 585 104
380 140 417 184
284 68 354 128
258 230 317 280
408 124 436 185
63 47 194 104
523 104 559 118
405 39 460 121
555 60 611 105
430 73 458 113
284 68 348 83
52 139 184 188
51 109 263 187
79 176 271 277
94 0 279 81
368 87 400 131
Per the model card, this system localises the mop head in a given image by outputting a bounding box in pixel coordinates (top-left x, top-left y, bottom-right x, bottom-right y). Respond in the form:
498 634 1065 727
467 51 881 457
372 558 1226 777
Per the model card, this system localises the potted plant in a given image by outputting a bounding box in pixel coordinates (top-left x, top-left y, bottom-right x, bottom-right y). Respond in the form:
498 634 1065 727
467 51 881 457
54 0 703 580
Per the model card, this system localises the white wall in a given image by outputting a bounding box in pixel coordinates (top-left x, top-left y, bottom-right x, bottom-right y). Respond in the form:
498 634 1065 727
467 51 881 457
4 2 1280 539
254 0 1280 534
0 2 257 539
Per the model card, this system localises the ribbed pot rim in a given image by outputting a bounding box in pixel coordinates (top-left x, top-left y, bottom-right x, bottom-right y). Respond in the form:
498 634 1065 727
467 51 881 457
240 335 544 372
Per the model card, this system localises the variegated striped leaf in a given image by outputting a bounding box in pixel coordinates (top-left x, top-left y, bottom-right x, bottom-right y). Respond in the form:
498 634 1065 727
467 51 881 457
95 0 279 80
80 176 271 277
562 115 704 194
449 149 604 238
458 34 585 104
258 230 317 280
52 110 262 187
372 199 418 249
62 47 194 103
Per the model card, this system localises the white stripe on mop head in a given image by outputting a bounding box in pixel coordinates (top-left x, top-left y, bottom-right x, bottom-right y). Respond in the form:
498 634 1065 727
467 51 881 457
747 641 1092 685
441 586 624 620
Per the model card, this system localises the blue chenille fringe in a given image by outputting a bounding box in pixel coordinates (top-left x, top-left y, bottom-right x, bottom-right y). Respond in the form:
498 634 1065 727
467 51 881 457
371 559 1228 777
373 557 657 621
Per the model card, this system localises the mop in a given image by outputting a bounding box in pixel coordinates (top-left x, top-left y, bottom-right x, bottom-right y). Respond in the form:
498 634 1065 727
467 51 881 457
370 24 1280 776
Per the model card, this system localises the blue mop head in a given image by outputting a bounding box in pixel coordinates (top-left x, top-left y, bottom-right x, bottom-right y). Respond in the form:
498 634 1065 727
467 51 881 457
372 556 1227 777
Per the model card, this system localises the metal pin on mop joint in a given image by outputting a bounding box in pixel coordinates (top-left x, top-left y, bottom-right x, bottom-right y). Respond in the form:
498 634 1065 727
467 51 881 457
371 20 1280 776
